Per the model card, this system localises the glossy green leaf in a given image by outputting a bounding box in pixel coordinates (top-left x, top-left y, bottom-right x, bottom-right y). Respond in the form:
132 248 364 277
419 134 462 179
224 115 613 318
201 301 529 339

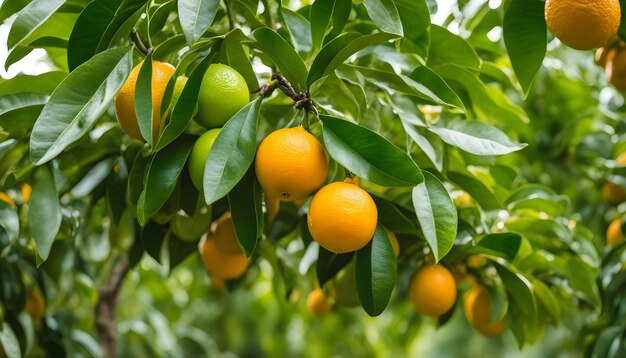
317 246 354 286
135 54 153 145
310 0 351 50
228 167 264 258
0 322 21 358
429 119 527 156
0 93 47 117
7 0 64 50
408 66 464 110
356 224 397 316
427 25 480 71
178 0 220 45
320 115 423 187
493 262 537 318
447 171 500 210
362 0 403 35
138 135 194 225
395 0 429 42
140 220 168 262
0 201 19 244
469 233 522 262
67 0 124 70
251 28 308 91
308 32 399 88
0 0 29 24
96 0 149 52
371 195 419 235
203 97 262 205
28 165 62 262
30 47 132 165
281 7 312 54
412 171 457 261
220 29 258 91
0 71 65 96
503 0 546 97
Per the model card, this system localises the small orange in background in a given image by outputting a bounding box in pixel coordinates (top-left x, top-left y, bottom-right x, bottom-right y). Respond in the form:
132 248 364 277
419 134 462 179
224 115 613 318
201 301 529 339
307 180 378 254
386 229 400 258
409 264 457 317
21 183 32 204
198 219 249 280
255 126 328 203
307 288 331 316
607 216 623 245
602 182 626 205
464 284 506 337
606 46 626 91
24 289 45 322
0 192 15 207
211 213 242 254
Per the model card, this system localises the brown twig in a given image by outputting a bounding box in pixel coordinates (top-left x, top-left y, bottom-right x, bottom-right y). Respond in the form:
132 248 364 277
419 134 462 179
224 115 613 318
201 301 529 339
95 260 130 358
266 73 318 116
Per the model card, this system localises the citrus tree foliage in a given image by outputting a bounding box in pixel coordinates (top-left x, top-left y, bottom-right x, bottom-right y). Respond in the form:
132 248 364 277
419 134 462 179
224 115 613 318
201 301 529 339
0 0 622 356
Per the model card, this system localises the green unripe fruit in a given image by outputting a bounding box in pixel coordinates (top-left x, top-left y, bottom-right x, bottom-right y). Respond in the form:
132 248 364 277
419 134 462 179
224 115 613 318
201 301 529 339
188 128 221 191
195 64 249 128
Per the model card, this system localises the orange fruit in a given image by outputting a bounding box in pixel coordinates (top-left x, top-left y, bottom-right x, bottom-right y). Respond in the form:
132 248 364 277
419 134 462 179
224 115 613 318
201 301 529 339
195 64 249 128
188 128 221 191
0 192 15 207
617 152 626 166
211 212 242 254
607 216 623 245
255 126 328 203
545 0 620 50
409 264 457 317
603 182 626 204
606 46 626 91
21 183 31 203
307 180 377 253
114 60 176 142
467 255 486 269
198 235 249 280
464 285 507 337
455 192 473 207
307 288 331 316
24 289 45 322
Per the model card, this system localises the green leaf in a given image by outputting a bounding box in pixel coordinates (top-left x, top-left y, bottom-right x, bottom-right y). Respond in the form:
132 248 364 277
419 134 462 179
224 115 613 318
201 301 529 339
503 0 546 97
96 0 149 52
281 7 312 54
428 119 527 156
30 47 132 165
135 54 153 145
310 0 351 50
469 233 522 262
0 71 66 96
156 55 211 151
28 165 62 262
356 224 397 316
320 115 423 187
412 171 457 261
203 98 262 205
0 93 47 117
447 171 500 211
395 0 429 42
0 0 29 24
7 0 64 50
251 27 308 91
308 32 399 88
178 0 220 45
220 29 258 91
0 201 19 244
140 221 168 262
0 322 21 358
362 0 403 35
493 262 537 318
138 135 194 225
408 66 464 110
317 246 354 286
67 0 124 71
427 25 480 71
228 167 264 258
371 194 419 235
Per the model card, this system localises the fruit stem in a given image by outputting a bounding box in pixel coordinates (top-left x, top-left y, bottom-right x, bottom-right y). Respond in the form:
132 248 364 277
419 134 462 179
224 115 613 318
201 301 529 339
270 73 319 119
344 168 354 180
131 28 151 56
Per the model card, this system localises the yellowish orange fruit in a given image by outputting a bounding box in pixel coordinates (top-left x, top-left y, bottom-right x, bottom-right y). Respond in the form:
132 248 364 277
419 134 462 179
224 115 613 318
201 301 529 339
607 216 623 245
21 183 31 203
606 46 626 91
307 288 331 316
198 234 249 280
24 289 45 322
0 192 15 207
114 61 176 141
211 212 242 254
409 264 457 317
545 0 620 50
603 182 626 204
307 180 377 253
464 284 506 337
616 152 626 166
386 229 400 258
255 126 328 204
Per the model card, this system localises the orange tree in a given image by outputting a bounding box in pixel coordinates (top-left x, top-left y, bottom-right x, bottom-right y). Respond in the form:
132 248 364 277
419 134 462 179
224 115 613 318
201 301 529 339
0 0 623 356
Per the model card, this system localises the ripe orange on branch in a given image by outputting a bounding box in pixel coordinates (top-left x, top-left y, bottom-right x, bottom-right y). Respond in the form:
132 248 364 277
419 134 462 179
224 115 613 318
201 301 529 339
409 264 457 317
